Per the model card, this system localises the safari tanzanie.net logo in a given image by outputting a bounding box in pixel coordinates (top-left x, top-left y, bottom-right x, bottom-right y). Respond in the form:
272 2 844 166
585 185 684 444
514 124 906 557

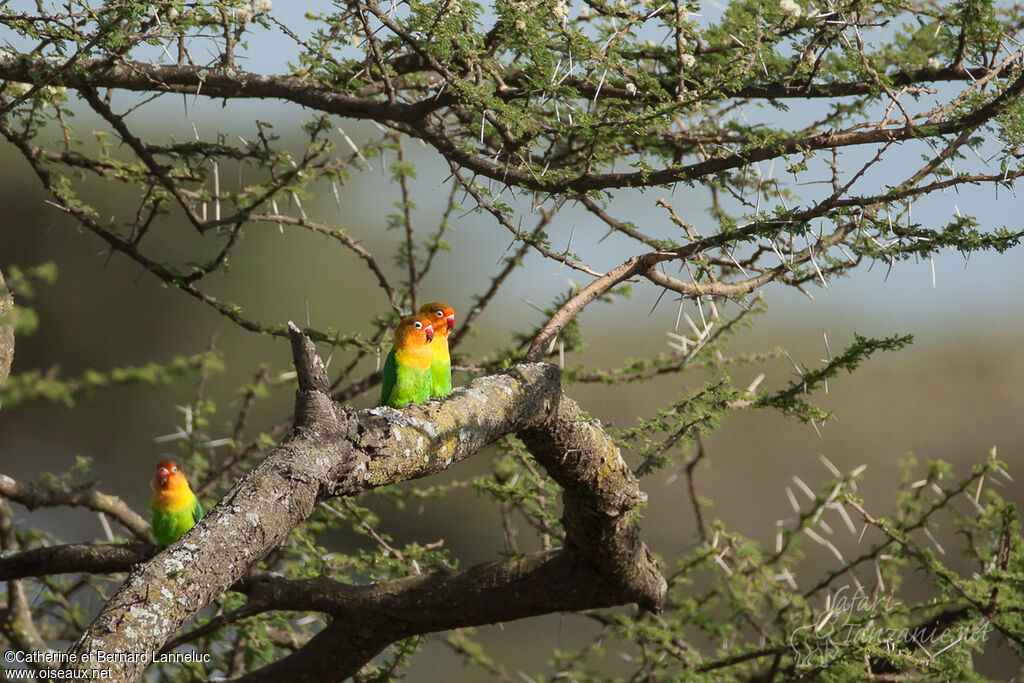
788 585 991 668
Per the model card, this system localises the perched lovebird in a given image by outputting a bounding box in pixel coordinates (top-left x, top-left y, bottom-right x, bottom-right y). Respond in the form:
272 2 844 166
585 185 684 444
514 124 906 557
150 460 203 547
379 314 435 408
418 302 455 399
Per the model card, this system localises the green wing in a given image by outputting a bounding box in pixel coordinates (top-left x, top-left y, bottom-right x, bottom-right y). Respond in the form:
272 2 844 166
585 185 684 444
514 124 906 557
380 348 397 406
192 497 204 524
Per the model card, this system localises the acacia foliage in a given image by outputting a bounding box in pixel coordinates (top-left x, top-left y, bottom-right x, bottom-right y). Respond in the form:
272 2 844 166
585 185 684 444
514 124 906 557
1 0 1023 680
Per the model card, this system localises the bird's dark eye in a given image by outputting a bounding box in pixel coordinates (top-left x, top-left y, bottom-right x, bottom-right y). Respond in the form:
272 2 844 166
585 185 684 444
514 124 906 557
414 321 423 329
435 310 443 317
171 466 178 473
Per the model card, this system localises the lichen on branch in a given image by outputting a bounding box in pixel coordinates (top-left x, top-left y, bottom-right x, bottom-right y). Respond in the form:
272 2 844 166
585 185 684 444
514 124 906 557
65 325 663 680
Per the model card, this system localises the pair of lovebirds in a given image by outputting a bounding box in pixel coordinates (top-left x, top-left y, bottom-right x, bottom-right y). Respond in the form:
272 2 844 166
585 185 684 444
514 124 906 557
149 302 457 546
379 301 457 408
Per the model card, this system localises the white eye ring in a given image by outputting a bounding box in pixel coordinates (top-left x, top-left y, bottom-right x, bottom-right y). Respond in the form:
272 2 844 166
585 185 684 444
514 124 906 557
413 321 423 329
435 310 444 317
171 466 178 472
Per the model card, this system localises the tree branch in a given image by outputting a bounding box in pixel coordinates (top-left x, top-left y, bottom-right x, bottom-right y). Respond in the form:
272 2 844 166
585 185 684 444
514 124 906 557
0 475 150 541
0 266 12 389
67 327 663 680
0 543 155 581
234 550 637 681
1 499 50 660
3 49 1021 194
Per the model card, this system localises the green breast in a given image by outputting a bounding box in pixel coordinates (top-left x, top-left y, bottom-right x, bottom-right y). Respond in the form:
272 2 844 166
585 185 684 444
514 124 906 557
381 349 431 408
150 498 203 546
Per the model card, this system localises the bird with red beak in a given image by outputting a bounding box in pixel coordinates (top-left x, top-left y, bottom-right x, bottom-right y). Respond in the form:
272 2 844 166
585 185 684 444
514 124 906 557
418 302 456 398
149 460 203 546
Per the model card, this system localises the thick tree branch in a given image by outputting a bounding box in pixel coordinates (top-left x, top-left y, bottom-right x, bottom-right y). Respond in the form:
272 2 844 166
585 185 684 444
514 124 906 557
67 327 663 680
235 549 638 681
519 397 666 611
0 539 647 680
0 48 994 118
0 266 12 388
1 500 50 660
0 475 150 541
0 543 155 581
3 50 1021 195
0 49 437 124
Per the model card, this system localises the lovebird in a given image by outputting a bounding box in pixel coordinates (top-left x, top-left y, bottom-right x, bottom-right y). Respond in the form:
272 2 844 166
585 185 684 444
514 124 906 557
379 314 435 408
150 460 203 547
418 302 455 399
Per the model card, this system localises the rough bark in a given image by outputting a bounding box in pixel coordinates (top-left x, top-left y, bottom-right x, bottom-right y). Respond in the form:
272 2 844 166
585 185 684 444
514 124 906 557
0 266 13 388
0 542 625 675
0 476 150 540
1 500 50 665
237 550 625 682
0 543 154 580
519 397 666 612
4 49 1021 195
65 324 664 681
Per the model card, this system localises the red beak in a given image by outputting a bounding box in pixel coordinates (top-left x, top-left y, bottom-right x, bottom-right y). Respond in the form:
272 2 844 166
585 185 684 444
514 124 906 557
445 314 455 331
425 326 434 343
156 466 170 486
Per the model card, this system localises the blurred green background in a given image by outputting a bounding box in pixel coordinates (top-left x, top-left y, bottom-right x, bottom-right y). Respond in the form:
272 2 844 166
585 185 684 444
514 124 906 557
2 80 1024 683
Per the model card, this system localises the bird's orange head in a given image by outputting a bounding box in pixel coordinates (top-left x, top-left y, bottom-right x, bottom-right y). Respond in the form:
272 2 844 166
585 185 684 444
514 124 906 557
152 460 192 495
394 314 434 350
418 302 455 338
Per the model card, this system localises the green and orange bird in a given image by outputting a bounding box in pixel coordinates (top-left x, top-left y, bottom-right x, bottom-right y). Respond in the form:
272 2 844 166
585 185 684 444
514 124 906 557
379 314 435 408
418 302 455 399
150 460 203 547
